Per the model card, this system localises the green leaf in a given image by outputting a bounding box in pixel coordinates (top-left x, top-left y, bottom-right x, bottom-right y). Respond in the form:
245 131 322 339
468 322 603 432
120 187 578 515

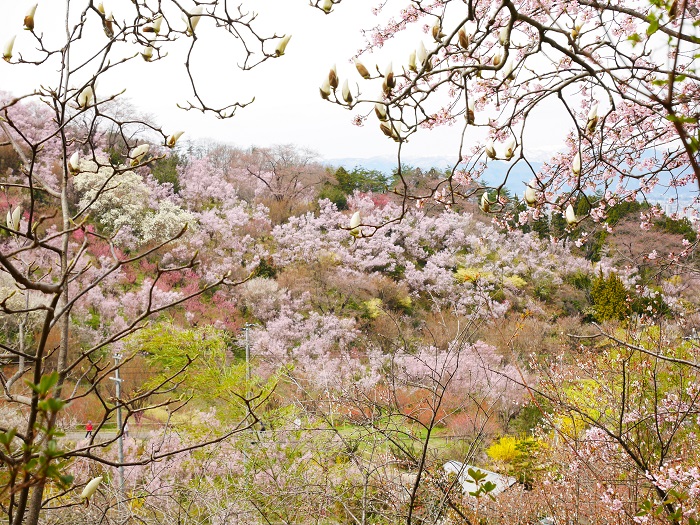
467 468 487 483
628 33 642 45
665 114 698 124
46 439 62 457
637 499 652 516
46 397 66 413
58 474 74 488
482 481 497 493
26 372 60 397
0 429 17 448
646 18 660 36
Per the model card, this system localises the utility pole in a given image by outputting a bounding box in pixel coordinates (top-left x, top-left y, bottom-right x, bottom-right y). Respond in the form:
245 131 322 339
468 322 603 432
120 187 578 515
109 353 125 495
244 324 251 384
242 323 257 386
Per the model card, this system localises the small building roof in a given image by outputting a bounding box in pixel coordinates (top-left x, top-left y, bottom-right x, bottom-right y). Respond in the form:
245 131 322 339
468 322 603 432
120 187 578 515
443 460 517 497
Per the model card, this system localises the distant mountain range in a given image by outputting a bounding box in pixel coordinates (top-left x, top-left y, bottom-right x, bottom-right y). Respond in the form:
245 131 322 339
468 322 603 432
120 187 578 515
324 155 699 208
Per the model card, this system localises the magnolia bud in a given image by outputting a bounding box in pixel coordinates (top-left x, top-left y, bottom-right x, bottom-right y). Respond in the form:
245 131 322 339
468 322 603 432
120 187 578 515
383 62 395 95
384 62 395 87
572 152 581 175
321 0 333 13
455 29 468 50
379 121 399 141
141 45 154 61
275 34 292 56
81 476 103 501
466 99 475 125
354 58 370 79
153 14 163 34
407 51 417 73
503 137 516 160
130 143 150 166
341 79 353 104
77 85 95 108
432 20 445 42
493 50 503 67
97 2 106 15
587 103 599 121
417 41 427 66
103 12 114 38
565 204 577 225
480 192 492 213
502 58 514 80
68 151 80 173
183 6 203 35
485 140 496 159
571 21 583 39
524 181 538 206
379 121 393 137
12 206 21 231
6 206 21 232
328 64 338 89
375 103 388 121
167 131 184 147
3 36 16 62
586 103 599 134
499 26 510 45
24 4 38 31
349 211 361 237
669 0 678 18
320 77 331 99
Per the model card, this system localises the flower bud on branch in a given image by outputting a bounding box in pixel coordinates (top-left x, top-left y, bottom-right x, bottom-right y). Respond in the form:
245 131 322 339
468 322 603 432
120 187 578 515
167 131 184 147
24 4 38 31
375 103 388 121
320 77 331 99
432 20 446 42
349 211 361 237
275 34 292 56
572 152 581 175
328 64 338 89
183 6 204 36
130 143 150 166
80 476 103 505
68 151 80 173
354 58 371 79
3 36 16 62
341 79 353 104
524 181 538 206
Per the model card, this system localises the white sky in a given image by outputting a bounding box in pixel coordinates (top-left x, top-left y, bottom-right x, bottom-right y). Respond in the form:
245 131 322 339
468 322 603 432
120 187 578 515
0 0 570 162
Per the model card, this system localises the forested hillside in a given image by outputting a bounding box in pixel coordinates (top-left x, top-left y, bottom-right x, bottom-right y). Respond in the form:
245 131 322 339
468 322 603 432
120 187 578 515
2 93 699 523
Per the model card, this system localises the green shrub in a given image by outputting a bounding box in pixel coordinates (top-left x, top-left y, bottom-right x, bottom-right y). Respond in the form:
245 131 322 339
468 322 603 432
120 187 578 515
591 271 629 321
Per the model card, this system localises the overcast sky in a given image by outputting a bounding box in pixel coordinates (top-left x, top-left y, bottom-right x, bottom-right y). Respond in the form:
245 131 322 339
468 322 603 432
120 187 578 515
0 1 570 162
